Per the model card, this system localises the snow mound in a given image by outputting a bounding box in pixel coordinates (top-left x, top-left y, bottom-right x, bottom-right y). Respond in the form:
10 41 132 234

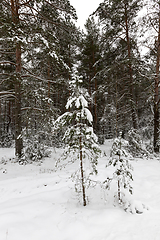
124 199 149 214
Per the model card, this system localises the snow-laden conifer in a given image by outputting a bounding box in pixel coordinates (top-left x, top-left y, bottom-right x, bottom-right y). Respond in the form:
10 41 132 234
127 129 149 157
54 73 101 206
106 132 149 213
108 132 133 207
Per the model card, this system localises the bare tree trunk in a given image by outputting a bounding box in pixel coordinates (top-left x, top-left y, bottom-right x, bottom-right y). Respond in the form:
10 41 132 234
11 0 23 158
88 63 92 115
80 122 86 206
0 100 1 136
154 5 160 153
124 2 138 130
118 179 121 203
92 51 98 131
48 59 51 102
154 103 159 152
116 78 118 137
15 42 23 158
94 78 97 129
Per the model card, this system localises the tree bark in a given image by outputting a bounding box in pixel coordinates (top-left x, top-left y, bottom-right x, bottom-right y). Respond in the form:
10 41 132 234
118 179 121 203
93 50 98 131
154 4 160 153
154 103 159 152
124 2 138 130
15 42 23 158
80 122 86 206
11 0 23 158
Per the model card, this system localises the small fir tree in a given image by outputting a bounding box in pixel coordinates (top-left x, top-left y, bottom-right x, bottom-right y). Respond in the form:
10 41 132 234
108 132 133 206
104 131 149 214
22 128 52 163
126 128 149 157
54 74 101 206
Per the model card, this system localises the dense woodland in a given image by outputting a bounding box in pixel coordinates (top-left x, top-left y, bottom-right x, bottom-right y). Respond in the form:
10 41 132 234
0 0 160 159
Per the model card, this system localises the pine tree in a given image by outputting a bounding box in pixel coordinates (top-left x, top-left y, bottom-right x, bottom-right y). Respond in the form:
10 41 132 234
140 0 160 152
77 17 103 133
54 73 101 206
0 0 77 158
94 0 143 132
108 133 133 206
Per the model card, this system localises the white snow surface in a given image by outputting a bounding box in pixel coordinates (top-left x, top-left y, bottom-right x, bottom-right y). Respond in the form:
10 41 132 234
0 140 160 240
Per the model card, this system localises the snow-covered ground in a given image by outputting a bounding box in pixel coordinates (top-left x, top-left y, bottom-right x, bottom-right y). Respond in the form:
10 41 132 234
0 140 160 240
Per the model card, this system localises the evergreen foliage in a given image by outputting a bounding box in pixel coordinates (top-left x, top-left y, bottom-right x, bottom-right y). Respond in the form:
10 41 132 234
107 133 133 207
0 133 13 148
126 128 148 157
93 0 145 134
0 0 78 158
54 73 101 206
104 131 149 213
77 16 103 133
0 0 160 158
22 128 52 162
140 0 160 152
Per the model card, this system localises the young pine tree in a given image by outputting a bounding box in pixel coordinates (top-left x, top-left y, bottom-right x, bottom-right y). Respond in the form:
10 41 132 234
54 73 101 206
105 131 149 213
108 133 133 206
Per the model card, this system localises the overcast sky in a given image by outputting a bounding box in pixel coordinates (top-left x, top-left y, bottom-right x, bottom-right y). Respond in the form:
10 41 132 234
69 0 102 29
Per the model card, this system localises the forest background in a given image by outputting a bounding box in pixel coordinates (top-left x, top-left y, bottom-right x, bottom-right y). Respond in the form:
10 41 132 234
0 0 160 158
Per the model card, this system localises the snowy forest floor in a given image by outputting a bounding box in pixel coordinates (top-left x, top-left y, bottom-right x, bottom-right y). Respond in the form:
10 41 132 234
0 140 160 240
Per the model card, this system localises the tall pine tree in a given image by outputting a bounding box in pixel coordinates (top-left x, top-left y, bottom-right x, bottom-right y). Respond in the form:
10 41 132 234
140 0 160 152
95 0 143 133
77 17 103 133
0 0 77 158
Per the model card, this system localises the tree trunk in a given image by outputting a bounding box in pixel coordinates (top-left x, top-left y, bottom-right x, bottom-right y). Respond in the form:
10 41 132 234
154 103 159 152
48 59 51 102
154 5 160 153
15 42 23 158
118 179 121 203
80 122 86 206
0 100 1 136
116 78 118 137
92 50 98 131
11 0 23 158
124 2 138 130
